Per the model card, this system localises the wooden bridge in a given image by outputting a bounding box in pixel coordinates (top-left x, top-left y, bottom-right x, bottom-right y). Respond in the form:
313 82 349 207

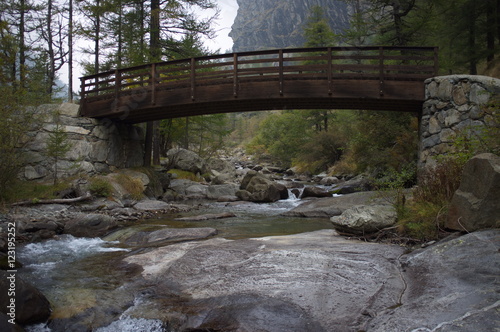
79 46 438 123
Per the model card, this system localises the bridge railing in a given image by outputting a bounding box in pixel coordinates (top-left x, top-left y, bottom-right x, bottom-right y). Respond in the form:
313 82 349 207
80 46 438 106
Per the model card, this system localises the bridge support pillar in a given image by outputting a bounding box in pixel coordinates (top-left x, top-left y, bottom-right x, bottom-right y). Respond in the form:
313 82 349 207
419 75 499 169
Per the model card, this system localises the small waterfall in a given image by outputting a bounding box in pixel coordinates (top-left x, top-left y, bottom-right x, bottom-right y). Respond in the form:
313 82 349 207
287 186 305 201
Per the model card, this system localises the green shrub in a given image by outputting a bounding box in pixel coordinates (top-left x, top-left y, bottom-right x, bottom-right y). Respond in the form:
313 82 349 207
397 201 446 241
89 178 113 198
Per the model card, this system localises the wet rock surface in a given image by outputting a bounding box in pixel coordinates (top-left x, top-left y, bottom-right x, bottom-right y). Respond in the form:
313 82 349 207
125 230 406 331
366 229 500 331
0 270 51 325
117 229 499 332
282 191 388 218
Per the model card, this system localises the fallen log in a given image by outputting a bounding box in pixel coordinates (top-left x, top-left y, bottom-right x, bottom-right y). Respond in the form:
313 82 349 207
11 192 93 206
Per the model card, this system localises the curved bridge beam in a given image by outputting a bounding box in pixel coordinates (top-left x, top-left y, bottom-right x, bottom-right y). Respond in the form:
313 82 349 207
79 46 438 123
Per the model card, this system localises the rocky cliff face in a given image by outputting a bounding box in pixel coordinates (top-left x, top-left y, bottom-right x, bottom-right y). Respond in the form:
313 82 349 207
230 0 353 52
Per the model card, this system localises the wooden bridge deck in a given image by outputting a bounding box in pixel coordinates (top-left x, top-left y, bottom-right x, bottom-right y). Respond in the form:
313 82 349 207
79 46 438 123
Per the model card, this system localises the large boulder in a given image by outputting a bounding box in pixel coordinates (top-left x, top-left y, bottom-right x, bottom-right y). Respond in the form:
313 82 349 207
167 148 208 174
0 271 51 325
64 213 118 237
206 184 238 200
330 205 397 234
283 191 387 218
446 153 500 232
237 171 288 203
300 186 331 199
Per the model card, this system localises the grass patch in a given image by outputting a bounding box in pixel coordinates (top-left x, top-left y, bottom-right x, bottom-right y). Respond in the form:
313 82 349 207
167 169 203 182
89 177 113 198
1 179 72 205
396 201 446 241
115 174 144 200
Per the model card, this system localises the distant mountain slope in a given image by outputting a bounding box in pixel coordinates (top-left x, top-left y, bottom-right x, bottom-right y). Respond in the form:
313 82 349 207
230 0 353 52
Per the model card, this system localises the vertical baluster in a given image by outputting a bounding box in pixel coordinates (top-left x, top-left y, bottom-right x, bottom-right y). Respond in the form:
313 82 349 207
191 58 196 101
379 47 384 97
151 63 157 105
114 70 121 111
433 47 439 76
328 47 333 95
79 77 86 115
279 49 284 96
233 53 238 98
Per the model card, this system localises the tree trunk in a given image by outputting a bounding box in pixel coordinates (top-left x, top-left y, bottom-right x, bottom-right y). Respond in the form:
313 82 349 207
47 0 55 95
150 0 160 62
95 0 100 74
68 0 73 102
487 0 496 64
19 0 26 89
468 1 477 75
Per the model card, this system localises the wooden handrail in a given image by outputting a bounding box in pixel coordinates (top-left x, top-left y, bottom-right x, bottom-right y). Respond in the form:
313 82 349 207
80 46 438 104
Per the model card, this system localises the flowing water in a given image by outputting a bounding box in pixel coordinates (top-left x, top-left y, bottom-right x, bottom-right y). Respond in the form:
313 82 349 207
18 194 334 331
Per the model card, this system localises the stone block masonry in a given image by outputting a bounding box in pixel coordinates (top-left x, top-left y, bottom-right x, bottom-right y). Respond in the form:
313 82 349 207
420 75 500 168
19 103 145 182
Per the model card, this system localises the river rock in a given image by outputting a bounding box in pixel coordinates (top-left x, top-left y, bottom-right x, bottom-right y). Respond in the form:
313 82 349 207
124 230 406 331
237 171 288 203
330 205 397 234
174 212 236 221
124 227 218 246
300 186 331 198
0 312 24 332
282 191 387 218
64 213 118 237
446 153 500 232
331 175 373 194
133 199 171 211
0 271 51 325
167 148 208 174
320 176 340 185
206 184 238 200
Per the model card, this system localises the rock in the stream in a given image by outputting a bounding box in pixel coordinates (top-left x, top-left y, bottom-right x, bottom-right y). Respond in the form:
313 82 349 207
64 213 117 237
446 153 500 232
282 191 387 218
124 227 218 246
174 212 236 221
236 171 288 203
300 186 331 198
0 270 51 325
330 205 397 234
167 148 208 174
125 230 406 331
133 199 171 211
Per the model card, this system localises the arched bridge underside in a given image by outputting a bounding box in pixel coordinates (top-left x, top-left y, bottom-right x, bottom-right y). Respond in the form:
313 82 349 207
80 46 438 123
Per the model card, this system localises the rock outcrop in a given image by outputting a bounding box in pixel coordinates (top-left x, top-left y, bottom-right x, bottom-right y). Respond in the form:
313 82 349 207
230 0 352 52
446 153 500 232
167 148 208 175
64 213 118 238
236 171 288 202
119 229 500 332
